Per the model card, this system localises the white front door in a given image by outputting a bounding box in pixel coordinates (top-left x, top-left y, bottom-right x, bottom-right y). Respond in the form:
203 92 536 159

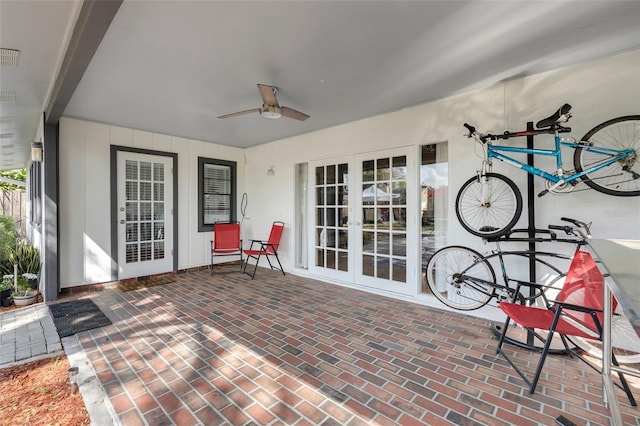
117 152 173 279
309 147 416 295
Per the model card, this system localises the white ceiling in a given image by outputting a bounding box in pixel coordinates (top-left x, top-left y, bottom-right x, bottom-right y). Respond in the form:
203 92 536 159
0 0 79 170
1 1 640 170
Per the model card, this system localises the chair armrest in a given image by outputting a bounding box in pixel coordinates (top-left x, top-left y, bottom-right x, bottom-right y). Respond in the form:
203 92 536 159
246 239 264 250
553 301 603 314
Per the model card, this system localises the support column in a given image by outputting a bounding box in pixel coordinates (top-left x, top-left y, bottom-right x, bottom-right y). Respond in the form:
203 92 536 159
42 121 59 301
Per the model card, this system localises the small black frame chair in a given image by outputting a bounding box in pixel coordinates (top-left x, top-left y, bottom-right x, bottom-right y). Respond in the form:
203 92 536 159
242 221 285 279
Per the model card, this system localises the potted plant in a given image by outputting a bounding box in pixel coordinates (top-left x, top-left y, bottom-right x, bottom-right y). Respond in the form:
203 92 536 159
22 272 38 290
0 275 12 307
14 243 40 290
12 277 37 306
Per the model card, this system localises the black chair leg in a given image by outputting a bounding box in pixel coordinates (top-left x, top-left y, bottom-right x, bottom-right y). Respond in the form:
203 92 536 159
273 252 285 276
612 354 637 406
242 254 260 279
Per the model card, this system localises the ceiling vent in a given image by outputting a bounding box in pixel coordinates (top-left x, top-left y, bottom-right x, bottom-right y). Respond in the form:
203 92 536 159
0 48 19 67
0 92 16 103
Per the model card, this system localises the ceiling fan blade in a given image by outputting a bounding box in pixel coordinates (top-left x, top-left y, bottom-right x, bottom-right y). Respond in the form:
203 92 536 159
217 108 261 119
280 106 310 121
257 84 279 106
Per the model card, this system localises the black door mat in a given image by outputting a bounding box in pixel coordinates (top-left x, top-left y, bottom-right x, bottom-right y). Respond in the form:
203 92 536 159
49 299 112 338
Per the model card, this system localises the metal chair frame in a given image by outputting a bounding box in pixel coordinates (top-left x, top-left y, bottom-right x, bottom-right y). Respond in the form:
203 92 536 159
243 221 285 279
210 222 243 275
496 250 636 406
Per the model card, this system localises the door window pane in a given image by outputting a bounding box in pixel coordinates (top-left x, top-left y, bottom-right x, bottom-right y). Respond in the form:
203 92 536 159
361 154 408 283
314 163 349 274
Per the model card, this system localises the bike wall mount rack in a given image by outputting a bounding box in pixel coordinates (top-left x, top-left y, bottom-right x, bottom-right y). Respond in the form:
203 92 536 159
487 122 579 354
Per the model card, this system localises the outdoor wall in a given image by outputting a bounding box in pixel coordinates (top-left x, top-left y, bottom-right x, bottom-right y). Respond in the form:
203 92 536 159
58 49 639 291
58 118 245 287
243 49 640 284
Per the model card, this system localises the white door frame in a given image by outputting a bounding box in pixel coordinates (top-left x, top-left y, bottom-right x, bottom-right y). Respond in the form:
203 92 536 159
308 147 417 296
308 158 354 282
111 146 178 280
352 147 417 295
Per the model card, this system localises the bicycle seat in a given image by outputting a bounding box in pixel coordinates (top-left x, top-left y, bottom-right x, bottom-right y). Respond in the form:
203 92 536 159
536 104 572 129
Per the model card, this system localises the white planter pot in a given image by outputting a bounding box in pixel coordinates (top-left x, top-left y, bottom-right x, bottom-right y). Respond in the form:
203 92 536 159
13 291 37 306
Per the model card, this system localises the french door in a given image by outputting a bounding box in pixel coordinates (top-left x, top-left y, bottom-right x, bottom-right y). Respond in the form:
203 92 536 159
309 147 416 295
117 152 173 279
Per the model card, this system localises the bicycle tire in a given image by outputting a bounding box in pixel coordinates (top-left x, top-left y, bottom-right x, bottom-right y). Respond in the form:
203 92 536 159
574 115 640 196
425 246 496 310
568 312 640 365
455 173 523 238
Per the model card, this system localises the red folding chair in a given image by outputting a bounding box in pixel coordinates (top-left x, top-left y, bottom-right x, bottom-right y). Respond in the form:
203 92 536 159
496 250 636 405
243 221 285 279
210 222 242 274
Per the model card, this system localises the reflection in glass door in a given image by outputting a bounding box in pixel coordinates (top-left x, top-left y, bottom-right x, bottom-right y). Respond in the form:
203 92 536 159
360 155 408 284
313 162 350 278
420 143 448 293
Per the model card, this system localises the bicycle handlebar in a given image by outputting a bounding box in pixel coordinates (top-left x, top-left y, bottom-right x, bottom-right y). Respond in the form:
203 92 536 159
548 217 592 240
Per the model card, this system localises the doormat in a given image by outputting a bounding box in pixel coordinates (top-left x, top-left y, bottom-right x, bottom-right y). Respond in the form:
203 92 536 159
49 299 112 338
117 275 176 292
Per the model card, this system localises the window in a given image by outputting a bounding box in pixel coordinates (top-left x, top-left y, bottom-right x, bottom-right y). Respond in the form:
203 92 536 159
198 157 236 232
420 143 448 293
29 161 42 227
294 163 308 269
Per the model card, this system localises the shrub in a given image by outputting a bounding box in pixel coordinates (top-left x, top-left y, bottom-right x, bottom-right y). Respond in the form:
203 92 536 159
0 216 17 276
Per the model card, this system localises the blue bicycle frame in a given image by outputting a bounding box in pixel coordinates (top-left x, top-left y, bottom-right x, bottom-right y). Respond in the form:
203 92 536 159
486 130 634 187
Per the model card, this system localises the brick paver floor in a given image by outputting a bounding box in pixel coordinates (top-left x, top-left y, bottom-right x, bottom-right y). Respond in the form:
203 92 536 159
60 269 639 425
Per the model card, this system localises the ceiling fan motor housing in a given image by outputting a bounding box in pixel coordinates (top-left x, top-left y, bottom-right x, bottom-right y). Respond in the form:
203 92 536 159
260 105 282 119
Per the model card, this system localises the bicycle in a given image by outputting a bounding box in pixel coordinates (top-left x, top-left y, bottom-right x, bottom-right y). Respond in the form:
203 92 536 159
425 217 640 364
425 225 578 312
456 104 640 238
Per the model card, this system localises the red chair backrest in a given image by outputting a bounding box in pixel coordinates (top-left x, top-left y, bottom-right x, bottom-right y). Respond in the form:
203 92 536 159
267 222 285 252
213 222 241 250
557 250 615 332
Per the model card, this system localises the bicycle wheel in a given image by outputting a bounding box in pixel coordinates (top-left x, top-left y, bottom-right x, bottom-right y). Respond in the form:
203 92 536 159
574 115 640 196
568 311 640 365
425 246 496 310
455 173 523 238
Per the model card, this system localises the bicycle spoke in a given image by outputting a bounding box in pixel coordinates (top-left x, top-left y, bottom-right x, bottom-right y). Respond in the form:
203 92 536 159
456 174 522 238
575 116 640 196
426 246 495 310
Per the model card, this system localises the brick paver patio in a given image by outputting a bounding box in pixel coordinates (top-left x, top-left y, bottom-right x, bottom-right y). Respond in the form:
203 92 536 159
58 268 639 425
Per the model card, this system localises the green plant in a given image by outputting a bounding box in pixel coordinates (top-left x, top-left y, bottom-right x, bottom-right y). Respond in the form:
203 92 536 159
14 277 32 296
12 243 40 276
0 216 17 275
0 278 12 291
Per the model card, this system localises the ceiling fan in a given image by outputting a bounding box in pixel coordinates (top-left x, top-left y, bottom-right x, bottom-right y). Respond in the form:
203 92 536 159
217 84 310 121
